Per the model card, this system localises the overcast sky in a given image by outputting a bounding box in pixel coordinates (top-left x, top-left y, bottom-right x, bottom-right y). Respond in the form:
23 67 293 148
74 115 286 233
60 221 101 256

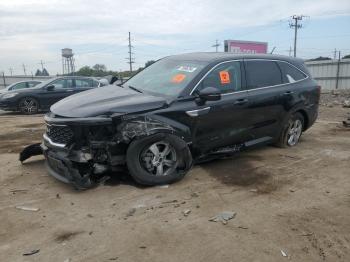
0 0 350 75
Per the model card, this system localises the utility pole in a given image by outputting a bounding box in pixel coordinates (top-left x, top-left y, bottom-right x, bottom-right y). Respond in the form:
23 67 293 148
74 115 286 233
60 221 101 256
335 51 341 89
126 32 135 73
212 40 220 52
9 67 13 76
289 15 306 57
289 46 292 57
333 49 337 60
22 64 27 76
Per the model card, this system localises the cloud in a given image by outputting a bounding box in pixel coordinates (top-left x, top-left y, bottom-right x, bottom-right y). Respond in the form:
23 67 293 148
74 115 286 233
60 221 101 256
0 0 349 73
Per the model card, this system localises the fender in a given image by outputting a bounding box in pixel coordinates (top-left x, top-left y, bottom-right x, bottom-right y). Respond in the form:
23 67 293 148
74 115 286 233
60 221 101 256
281 101 310 131
116 115 192 144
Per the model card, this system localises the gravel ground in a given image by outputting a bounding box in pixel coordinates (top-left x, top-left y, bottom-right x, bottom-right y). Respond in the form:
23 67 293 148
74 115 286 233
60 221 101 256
320 89 350 107
0 105 349 262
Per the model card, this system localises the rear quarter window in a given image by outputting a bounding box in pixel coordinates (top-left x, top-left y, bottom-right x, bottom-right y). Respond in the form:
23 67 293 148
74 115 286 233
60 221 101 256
278 61 307 83
245 60 283 89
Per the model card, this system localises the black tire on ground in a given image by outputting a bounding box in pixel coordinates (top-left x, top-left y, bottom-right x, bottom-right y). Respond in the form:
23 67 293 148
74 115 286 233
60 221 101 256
275 112 304 148
126 133 193 186
18 97 39 114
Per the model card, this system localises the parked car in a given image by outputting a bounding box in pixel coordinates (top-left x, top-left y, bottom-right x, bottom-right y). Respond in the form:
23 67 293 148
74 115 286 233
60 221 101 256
40 53 320 189
0 80 42 95
0 76 101 114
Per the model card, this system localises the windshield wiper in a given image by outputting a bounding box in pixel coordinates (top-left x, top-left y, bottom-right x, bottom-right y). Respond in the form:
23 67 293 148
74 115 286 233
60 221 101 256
127 85 143 93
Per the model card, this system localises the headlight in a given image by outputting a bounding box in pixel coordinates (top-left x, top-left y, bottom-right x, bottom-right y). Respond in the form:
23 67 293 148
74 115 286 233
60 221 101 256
2 93 18 99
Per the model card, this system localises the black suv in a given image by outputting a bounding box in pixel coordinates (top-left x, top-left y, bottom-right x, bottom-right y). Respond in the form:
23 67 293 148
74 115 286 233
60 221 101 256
41 53 320 189
0 76 101 114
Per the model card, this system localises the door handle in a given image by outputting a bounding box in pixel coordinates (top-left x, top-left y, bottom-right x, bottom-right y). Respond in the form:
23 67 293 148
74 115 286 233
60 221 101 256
186 107 211 117
65 89 74 92
283 91 294 96
234 98 248 105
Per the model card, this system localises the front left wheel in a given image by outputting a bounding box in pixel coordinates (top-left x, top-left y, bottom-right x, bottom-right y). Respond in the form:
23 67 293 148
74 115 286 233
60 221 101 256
126 133 192 185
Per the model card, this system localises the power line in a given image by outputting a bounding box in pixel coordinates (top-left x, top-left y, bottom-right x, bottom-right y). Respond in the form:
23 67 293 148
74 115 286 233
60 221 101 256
126 32 135 73
289 15 307 57
212 39 220 52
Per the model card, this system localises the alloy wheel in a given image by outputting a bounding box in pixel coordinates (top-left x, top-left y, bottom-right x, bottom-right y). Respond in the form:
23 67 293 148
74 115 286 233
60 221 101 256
140 141 177 176
287 119 302 146
19 98 38 114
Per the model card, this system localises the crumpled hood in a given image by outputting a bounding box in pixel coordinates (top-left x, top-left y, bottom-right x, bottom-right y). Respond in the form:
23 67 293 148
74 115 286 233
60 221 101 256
50 85 169 117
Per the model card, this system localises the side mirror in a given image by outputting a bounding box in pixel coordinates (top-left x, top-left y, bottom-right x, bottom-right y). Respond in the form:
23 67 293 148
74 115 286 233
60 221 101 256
196 86 221 104
46 85 55 91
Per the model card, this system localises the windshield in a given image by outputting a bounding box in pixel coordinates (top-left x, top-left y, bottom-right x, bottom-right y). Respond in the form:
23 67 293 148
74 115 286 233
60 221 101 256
124 58 206 96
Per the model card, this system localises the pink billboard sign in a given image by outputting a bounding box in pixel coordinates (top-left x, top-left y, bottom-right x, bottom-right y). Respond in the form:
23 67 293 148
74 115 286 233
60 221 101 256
225 40 268 54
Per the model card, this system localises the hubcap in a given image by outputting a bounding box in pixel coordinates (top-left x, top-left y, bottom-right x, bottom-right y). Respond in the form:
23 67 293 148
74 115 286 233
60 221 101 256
20 98 38 113
287 119 302 146
140 141 177 176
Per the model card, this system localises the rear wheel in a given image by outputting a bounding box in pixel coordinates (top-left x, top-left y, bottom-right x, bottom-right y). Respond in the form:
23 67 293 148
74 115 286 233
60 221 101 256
18 97 39 114
275 112 304 148
126 133 192 185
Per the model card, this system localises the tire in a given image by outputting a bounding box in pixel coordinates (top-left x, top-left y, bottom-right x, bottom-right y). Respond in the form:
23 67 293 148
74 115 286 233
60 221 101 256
18 97 39 114
126 133 192 186
275 112 304 148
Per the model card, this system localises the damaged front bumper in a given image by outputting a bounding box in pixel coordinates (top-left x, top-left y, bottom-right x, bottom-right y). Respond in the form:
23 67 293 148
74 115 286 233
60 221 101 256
41 112 184 189
41 142 98 189
42 114 118 189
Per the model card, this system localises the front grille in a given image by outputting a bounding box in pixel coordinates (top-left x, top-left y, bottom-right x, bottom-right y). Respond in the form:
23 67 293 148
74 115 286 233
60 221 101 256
46 124 74 145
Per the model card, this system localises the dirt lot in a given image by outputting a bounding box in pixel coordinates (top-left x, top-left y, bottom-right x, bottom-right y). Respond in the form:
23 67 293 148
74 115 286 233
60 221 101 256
0 106 349 262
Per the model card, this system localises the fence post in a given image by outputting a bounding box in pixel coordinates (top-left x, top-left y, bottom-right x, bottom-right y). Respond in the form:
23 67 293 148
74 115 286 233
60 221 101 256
2 72 6 88
335 51 341 89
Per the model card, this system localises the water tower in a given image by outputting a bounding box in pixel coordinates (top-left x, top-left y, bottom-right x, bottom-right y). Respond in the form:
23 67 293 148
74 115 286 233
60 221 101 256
62 48 75 75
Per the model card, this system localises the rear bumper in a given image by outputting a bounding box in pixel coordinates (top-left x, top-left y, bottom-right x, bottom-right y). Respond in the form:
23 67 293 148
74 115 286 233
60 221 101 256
305 104 319 130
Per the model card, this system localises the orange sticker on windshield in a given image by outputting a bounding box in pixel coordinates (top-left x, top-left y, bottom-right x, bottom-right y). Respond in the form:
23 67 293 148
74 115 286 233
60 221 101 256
219 71 230 84
171 74 186 83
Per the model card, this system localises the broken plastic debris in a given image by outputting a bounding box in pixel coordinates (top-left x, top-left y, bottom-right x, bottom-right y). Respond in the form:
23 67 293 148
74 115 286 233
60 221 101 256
209 211 236 224
281 250 288 257
16 206 40 212
183 209 191 216
23 249 40 256
158 184 169 188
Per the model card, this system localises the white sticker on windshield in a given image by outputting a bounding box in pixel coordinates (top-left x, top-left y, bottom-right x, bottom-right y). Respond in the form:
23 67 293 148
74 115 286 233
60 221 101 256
177 66 197 73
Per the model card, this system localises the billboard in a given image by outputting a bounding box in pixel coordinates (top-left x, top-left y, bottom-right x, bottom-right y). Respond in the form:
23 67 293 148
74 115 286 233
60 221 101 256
224 40 268 54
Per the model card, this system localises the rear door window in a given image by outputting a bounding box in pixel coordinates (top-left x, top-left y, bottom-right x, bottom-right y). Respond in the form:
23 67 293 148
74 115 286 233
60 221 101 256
51 79 66 89
28 81 41 87
245 60 283 89
75 78 93 88
278 61 307 83
199 61 242 93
